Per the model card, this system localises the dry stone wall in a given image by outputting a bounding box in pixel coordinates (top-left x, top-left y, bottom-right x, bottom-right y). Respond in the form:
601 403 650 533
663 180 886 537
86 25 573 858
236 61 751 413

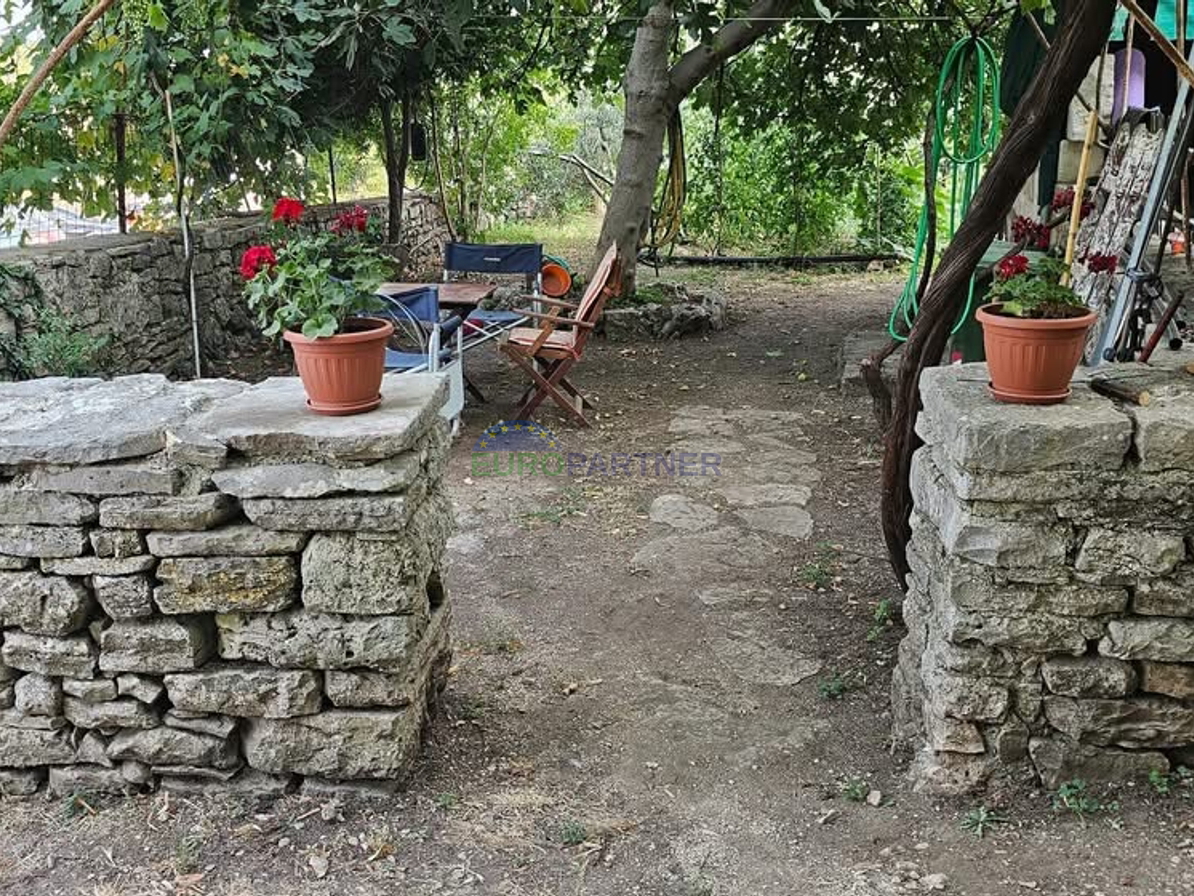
0 194 449 379
0 372 453 797
894 363 1194 794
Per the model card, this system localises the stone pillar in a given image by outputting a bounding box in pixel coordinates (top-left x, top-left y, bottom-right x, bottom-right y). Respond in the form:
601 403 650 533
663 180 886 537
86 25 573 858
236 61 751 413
894 363 1194 793
0 373 453 796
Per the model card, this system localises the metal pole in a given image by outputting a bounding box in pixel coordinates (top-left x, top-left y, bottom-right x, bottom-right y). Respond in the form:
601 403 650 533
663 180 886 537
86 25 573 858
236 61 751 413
163 86 202 379
328 147 338 205
114 111 127 233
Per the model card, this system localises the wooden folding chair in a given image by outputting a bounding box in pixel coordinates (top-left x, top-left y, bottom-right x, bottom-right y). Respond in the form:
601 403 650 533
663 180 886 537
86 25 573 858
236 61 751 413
497 243 619 427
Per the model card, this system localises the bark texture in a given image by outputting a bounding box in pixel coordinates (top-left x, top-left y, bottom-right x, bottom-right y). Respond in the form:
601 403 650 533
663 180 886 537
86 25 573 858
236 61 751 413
595 0 795 291
879 0 1118 587
380 99 406 245
594 2 674 293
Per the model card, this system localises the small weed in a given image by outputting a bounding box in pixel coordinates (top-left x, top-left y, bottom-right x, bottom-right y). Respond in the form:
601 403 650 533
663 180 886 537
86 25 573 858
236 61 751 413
866 598 894 642
798 560 834 590
797 545 840 590
435 791 459 810
559 819 588 846
16 307 109 378
1052 779 1118 824
362 827 396 861
961 805 1009 838
817 673 860 700
469 634 523 655
1149 768 1172 796
174 833 202 875
1147 766 1194 796
520 487 587 528
840 779 869 802
454 696 486 721
60 791 98 819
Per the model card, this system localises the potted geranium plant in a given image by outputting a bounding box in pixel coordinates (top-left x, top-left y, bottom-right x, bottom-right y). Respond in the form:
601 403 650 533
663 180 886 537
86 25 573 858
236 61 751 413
241 200 395 416
976 254 1097 405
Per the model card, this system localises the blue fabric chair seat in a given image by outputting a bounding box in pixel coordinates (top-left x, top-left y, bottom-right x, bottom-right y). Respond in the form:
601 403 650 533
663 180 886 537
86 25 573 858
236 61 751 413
466 309 525 326
384 347 453 371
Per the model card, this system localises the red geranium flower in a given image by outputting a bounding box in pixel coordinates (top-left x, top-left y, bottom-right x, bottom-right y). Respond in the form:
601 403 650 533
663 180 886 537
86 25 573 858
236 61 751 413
1052 186 1094 220
996 254 1030 281
1011 214 1049 249
1051 187 1075 211
331 205 369 235
271 197 305 225
240 245 277 280
1085 252 1118 274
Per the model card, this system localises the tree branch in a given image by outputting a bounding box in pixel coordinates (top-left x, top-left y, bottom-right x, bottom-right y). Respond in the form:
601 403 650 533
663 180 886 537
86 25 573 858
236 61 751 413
666 0 795 103
0 0 116 152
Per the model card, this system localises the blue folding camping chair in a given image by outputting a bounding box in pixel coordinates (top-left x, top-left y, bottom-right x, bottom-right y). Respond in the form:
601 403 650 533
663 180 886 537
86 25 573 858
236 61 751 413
441 242 543 398
444 242 543 295
376 285 465 432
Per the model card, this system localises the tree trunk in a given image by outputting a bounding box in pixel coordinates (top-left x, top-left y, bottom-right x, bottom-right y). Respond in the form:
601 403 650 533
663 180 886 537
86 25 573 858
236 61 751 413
594 1 674 295
395 89 412 250
428 89 456 242
879 0 1117 588
594 0 796 291
114 110 128 233
381 99 403 244
451 101 469 239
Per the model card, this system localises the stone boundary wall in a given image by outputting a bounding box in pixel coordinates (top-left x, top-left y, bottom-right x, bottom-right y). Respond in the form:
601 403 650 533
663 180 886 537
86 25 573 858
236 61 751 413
894 363 1194 794
0 194 449 379
0 373 453 797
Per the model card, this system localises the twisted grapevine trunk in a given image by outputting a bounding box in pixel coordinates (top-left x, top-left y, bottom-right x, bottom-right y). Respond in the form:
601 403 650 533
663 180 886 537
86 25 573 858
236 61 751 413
879 0 1118 586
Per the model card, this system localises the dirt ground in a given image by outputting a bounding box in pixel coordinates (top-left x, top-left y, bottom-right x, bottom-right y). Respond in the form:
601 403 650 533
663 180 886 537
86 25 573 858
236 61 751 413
3 267 1194 896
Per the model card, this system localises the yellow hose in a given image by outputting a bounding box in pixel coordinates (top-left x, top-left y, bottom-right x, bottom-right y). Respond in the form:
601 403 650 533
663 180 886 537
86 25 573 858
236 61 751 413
649 111 687 251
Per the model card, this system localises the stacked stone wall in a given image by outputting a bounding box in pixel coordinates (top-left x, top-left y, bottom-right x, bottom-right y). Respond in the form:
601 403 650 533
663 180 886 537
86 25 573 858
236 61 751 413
894 363 1194 793
0 194 449 378
0 373 452 796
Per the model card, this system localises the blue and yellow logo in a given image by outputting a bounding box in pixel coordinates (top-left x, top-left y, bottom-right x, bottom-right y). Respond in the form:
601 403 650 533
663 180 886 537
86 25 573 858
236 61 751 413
471 420 564 476
468 420 724 479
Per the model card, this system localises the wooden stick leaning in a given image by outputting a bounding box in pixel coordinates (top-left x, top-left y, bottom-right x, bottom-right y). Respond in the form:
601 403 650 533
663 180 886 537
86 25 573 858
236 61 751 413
1120 0 1194 88
1062 49 1107 287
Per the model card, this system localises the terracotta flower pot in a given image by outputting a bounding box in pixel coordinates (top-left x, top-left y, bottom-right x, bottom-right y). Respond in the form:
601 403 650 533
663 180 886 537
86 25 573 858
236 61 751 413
283 316 394 416
976 303 1096 405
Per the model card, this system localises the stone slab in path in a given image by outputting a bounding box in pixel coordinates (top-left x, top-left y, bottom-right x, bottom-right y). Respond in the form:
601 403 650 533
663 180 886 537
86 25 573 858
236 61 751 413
708 626 822 686
648 494 720 531
839 329 902 387
736 505 814 540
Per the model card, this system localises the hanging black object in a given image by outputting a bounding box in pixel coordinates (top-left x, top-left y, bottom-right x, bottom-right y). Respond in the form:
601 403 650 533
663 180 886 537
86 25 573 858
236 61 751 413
410 121 427 161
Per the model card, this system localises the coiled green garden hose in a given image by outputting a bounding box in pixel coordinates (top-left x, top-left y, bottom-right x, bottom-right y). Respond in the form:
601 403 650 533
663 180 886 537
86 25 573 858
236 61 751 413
888 36 1002 342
